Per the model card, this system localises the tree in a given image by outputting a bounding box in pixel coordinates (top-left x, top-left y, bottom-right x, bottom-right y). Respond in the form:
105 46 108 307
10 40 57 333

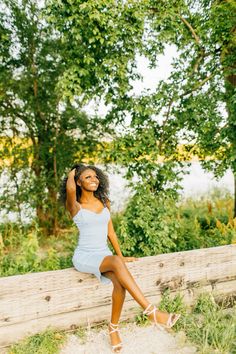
45 0 145 102
47 0 236 217
3 0 234 234
46 0 185 196
142 0 236 214
0 0 104 233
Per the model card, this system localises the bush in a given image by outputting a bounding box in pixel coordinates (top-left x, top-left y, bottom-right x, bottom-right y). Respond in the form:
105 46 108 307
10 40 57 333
176 195 236 250
116 188 236 257
0 222 76 276
116 185 180 256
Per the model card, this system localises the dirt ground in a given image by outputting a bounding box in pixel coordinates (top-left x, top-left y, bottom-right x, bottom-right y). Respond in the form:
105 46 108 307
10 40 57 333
60 322 198 354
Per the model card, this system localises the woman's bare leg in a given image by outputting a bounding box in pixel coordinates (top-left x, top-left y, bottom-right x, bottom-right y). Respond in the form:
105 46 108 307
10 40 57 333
103 271 126 323
103 271 126 351
100 255 172 325
100 256 148 308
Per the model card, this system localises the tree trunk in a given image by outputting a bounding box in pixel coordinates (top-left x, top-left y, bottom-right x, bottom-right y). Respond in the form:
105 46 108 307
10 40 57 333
31 142 54 235
48 187 59 236
32 138 60 235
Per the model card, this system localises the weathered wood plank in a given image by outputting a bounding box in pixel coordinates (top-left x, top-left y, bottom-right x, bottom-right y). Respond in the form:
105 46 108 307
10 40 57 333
0 245 235 300
1 244 234 296
0 262 235 327
1 279 236 348
0 245 235 348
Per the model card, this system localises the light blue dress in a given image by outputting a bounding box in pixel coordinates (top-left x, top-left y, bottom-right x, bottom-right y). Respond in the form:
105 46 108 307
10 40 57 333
72 206 113 284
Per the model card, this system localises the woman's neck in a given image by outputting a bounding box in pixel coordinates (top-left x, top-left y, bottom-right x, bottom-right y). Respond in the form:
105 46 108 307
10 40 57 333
80 191 97 204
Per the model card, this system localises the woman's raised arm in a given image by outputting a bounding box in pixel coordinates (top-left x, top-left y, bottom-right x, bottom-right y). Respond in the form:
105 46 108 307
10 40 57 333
66 169 79 217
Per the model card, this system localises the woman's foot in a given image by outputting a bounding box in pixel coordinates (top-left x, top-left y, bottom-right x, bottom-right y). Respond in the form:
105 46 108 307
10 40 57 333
143 304 181 329
108 323 122 353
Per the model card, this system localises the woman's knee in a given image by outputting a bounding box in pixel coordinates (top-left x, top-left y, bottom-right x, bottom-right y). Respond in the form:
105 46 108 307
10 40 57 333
100 255 126 273
109 255 125 272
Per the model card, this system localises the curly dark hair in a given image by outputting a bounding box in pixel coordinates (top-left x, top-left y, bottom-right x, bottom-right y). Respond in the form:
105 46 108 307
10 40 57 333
60 163 110 207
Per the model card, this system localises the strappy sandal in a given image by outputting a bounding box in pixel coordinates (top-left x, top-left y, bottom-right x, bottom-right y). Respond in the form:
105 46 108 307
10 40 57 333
143 304 181 330
108 322 123 353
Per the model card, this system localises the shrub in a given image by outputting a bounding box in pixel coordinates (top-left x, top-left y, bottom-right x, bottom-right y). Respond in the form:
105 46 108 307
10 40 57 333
116 188 236 257
116 185 180 256
0 222 76 276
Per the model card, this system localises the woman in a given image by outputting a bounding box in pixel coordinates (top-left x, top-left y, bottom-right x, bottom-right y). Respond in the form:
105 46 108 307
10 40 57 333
61 163 180 352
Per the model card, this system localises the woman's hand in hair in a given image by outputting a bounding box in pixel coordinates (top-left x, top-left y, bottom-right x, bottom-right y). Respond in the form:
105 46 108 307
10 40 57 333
68 168 76 177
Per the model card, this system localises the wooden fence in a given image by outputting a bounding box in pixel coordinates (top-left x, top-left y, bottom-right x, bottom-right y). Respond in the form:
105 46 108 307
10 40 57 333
0 244 236 348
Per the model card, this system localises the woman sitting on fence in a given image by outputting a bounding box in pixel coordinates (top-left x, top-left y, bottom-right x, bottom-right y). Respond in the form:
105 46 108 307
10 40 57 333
61 163 180 353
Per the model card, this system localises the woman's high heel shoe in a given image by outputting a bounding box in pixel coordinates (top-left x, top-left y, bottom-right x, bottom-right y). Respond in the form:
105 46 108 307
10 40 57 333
108 322 122 353
143 304 181 330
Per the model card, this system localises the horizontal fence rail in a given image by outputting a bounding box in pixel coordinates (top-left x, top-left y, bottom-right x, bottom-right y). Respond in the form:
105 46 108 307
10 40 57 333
0 244 236 348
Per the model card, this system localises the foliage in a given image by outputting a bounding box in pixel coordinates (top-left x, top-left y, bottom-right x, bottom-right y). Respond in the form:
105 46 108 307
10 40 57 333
8 329 66 354
116 185 180 257
177 193 236 250
115 190 236 257
47 0 236 215
2 0 235 237
102 125 185 196
0 0 112 234
0 222 77 276
45 0 145 102
1 193 235 276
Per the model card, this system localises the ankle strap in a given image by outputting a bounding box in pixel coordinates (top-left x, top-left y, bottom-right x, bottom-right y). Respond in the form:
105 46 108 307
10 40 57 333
109 322 120 333
143 304 156 316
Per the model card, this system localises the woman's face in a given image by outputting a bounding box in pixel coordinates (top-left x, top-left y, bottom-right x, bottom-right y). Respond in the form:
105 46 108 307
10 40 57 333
77 169 99 192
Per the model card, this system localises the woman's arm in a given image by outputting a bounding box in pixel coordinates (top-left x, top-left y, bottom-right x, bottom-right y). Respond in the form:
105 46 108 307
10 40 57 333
107 201 138 262
107 218 123 257
66 169 79 217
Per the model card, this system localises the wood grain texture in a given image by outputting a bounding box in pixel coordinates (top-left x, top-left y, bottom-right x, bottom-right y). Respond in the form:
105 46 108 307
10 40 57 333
0 244 235 348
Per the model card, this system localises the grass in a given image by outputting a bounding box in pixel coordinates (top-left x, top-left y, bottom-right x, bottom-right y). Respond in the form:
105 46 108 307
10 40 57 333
8 329 66 354
136 291 236 354
183 294 236 354
8 293 235 354
7 324 95 354
72 326 87 344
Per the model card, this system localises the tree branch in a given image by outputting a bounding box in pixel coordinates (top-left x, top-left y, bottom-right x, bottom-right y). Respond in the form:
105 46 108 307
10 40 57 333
162 97 174 128
180 72 215 98
158 71 216 152
178 15 201 46
159 97 174 153
178 14 208 77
